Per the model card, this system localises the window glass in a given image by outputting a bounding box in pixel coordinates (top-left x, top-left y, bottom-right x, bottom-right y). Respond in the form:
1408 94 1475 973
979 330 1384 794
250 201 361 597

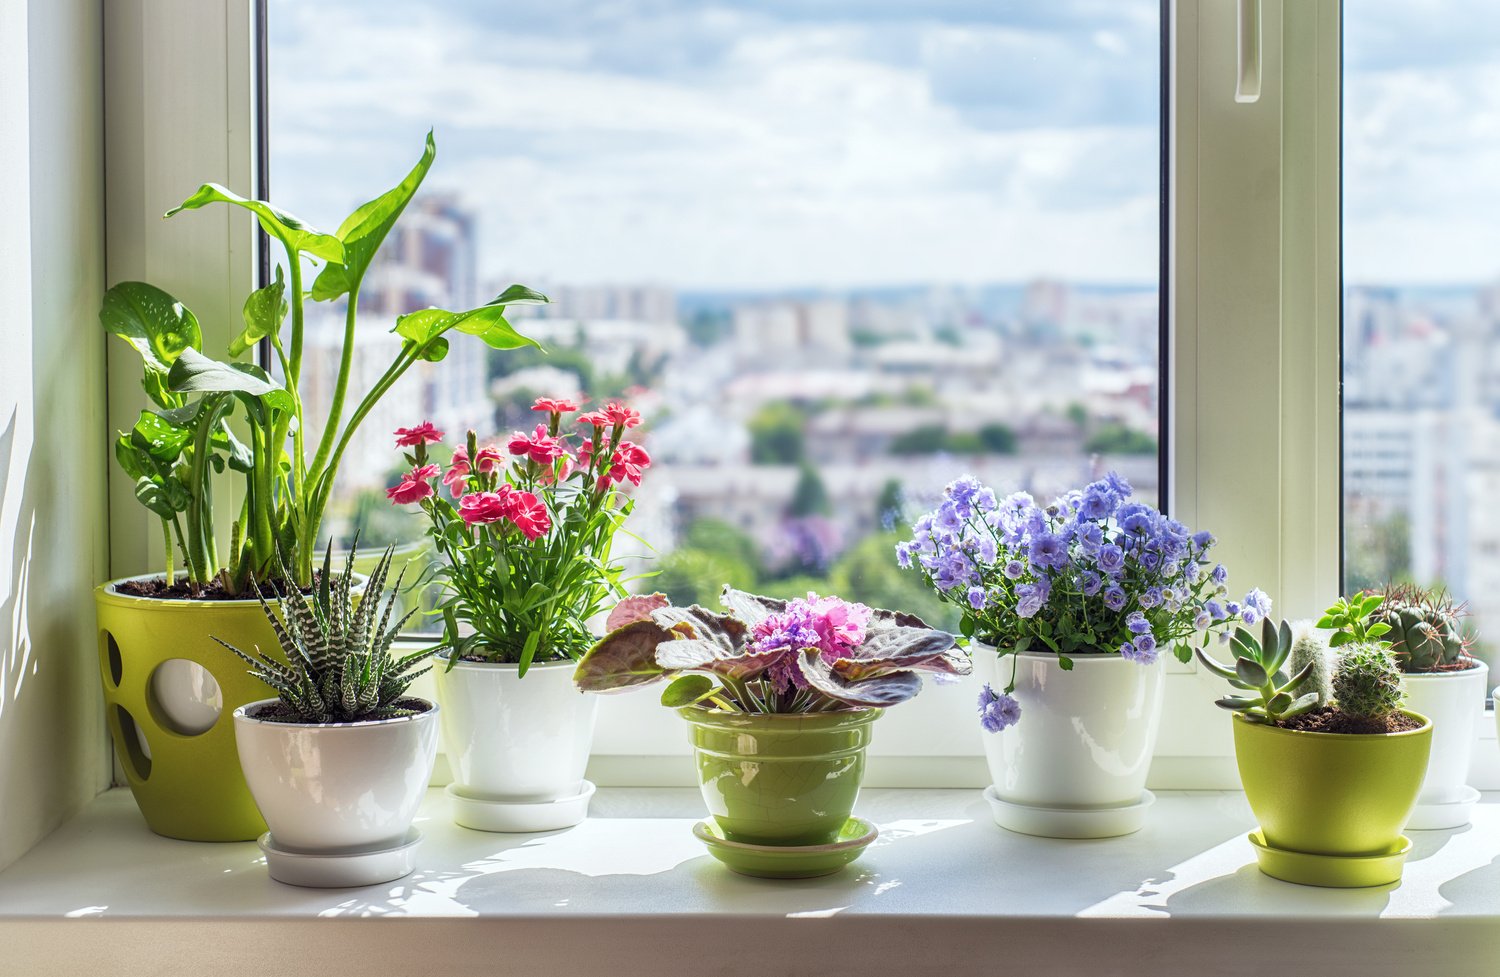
1344 0 1500 670
268 0 1162 632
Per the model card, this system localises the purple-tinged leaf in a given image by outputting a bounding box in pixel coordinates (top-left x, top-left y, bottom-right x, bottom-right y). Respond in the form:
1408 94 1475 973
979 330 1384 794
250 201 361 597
573 620 675 693
795 652 923 707
605 593 670 634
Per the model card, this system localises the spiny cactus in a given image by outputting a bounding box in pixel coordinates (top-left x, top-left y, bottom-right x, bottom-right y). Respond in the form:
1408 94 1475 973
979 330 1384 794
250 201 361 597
1332 642 1405 721
1366 583 1471 672
1287 621 1333 703
217 545 431 723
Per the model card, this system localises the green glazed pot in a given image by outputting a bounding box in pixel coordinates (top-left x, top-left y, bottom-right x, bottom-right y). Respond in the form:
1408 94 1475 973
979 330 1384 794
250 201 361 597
1233 711 1432 857
679 706 881 846
95 579 280 842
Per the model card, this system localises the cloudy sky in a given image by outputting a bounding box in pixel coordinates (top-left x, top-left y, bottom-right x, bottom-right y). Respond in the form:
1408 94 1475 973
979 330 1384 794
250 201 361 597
268 0 1497 290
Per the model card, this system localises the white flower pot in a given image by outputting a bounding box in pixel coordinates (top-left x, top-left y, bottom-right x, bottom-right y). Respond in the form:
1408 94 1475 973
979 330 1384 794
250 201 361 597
433 658 598 831
232 698 439 859
975 644 1164 838
1401 661 1488 829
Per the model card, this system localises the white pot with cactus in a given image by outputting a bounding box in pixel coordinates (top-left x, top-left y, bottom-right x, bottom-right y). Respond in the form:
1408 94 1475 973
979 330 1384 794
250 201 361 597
220 548 439 888
1362 585 1486 829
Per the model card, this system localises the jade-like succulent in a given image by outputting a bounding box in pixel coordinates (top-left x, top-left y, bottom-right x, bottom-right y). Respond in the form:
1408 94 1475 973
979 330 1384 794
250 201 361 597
1197 617 1321 723
1332 641 1405 721
1287 621 1333 704
1366 583 1471 673
216 545 431 723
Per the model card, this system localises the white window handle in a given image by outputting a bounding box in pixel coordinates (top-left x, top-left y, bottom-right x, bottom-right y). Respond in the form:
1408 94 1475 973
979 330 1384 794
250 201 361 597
1236 0 1262 103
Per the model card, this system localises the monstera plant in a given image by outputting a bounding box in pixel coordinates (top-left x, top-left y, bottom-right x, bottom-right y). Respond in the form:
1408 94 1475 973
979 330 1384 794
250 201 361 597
103 131 547 593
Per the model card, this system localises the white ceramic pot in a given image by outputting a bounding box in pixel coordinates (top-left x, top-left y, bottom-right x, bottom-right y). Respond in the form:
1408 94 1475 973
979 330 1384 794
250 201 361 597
233 698 439 853
1399 661 1488 828
977 644 1164 828
433 658 598 802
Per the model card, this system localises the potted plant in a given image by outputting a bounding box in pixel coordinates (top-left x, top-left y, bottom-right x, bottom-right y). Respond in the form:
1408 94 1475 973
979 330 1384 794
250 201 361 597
94 131 545 840
391 398 650 832
220 546 439 888
1200 596 1432 887
1365 585 1484 829
897 473 1264 838
575 587 967 878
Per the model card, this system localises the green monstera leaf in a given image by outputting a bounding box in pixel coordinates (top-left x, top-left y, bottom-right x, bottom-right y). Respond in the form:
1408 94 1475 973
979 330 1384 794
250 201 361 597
99 282 203 408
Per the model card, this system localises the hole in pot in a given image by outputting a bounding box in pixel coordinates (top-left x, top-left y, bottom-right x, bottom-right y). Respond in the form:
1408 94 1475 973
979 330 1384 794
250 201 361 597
114 706 152 781
147 659 223 736
102 631 123 688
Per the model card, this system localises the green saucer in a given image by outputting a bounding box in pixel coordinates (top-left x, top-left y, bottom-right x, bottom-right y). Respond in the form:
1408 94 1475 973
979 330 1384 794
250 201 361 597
693 816 878 879
1249 829 1411 888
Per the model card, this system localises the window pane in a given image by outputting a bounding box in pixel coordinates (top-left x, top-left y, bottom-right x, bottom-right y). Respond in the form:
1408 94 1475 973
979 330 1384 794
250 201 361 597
1344 1 1500 670
268 1 1162 631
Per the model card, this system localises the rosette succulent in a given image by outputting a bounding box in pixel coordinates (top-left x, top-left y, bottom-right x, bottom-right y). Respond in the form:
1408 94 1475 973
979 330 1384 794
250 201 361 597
574 587 969 711
1364 583 1472 673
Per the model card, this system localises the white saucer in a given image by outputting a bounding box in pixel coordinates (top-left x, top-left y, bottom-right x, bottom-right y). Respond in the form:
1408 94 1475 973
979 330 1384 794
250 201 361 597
1406 785 1481 831
446 780 596 833
258 827 422 888
982 786 1156 839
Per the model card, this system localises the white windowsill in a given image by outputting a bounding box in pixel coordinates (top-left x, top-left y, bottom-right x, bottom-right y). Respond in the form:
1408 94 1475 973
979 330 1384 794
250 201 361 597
3 787 1500 977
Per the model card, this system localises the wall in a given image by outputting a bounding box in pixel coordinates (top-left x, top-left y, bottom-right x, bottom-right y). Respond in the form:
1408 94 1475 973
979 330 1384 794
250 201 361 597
0 0 112 870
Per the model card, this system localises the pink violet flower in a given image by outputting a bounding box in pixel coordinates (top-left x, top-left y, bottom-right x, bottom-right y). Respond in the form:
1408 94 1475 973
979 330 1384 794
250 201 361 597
506 491 551 541
531 397 579 414
458 488 512 526
386 463 440 505
507 424 565 465
603 402 642 429
394 422 444 447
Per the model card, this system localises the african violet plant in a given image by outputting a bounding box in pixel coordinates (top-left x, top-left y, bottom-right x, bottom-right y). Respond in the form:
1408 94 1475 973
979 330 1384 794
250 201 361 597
103 132 546 594
898 472 1266 731
574 587 969 711
390 398 652 674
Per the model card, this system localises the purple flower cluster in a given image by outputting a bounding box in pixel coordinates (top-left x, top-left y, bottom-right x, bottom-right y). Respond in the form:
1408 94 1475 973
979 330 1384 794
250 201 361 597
978 684 1022 732
751 595 873 693
898 473 1267 689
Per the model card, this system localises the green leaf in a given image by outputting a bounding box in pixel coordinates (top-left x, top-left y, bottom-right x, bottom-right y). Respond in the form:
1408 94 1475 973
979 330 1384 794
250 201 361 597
490 283 551 306
393 300 542 355
128 410 193 463
1329 631 1353 648
168 349 294 413
99 282 202 408
1284 691 1321 717
1366 622 1392 638
1214 695 1258 711
133 475 188 518
310 131 436 301
572 619 675 692
1195 647 1240 683
231 265 288 357
1266 691 1292 714
1360 594 1385 615
1058 655 1073 671
166 185 344 263
1314 615 1336 629
1235 657 1268 688
660 674 717 708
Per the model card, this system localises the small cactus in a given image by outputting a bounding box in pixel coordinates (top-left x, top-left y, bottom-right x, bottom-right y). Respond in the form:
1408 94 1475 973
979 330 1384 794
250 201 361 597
1287 621 1332 703
1366 583 1470 672
1332 641 1405 721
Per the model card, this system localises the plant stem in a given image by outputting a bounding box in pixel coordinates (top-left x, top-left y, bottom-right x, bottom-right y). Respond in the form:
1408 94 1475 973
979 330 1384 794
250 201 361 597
306 280 362 487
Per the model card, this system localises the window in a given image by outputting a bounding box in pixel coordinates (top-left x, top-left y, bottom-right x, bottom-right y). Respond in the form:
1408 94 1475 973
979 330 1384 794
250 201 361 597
266 0 1164 641
1343 0 1500 676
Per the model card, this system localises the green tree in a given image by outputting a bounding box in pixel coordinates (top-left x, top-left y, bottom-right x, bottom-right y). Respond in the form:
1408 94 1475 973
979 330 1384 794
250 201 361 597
978 423 1018 454
749 402 807 464
756 574 835 600
684 518 762 577
654 548 757 608
687 309 732 347
788 464 832 517
1065 402 1089 430
1084 423 1158 456
889 423 948 455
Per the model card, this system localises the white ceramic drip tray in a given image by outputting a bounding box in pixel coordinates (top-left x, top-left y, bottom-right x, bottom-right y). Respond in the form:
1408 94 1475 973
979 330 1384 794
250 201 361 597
258 828 423 888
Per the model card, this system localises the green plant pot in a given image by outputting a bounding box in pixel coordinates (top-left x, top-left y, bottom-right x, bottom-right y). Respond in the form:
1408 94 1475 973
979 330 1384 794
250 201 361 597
678 706 881 846
1233 711 1432 884
95 579 279 842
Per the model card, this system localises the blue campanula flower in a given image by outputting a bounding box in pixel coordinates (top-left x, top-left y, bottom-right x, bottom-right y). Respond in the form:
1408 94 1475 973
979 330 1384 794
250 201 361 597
1126 611 1152 635
1080 570 1103 596
1138 587 1163 609
895 541 915 569
1003 559 1026 580
1210 563 1228 585
978 684 1022 733
1027 533 1069 570
1244 588 1272 617
1073 521 1104 552
1103 586 1128 612
1205 599 1227 620
967 586 987 610
1096 544 1126 573
1124 633 1158 664
1015 582 1048 618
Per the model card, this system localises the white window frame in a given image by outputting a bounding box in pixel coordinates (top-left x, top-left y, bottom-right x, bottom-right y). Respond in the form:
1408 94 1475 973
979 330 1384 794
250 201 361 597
102 0 1394 790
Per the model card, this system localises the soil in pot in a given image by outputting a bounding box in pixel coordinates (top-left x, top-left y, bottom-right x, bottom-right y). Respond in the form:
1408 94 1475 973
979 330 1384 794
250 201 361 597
115 573 325 601
245 697 433 723
1276 707 1424 735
